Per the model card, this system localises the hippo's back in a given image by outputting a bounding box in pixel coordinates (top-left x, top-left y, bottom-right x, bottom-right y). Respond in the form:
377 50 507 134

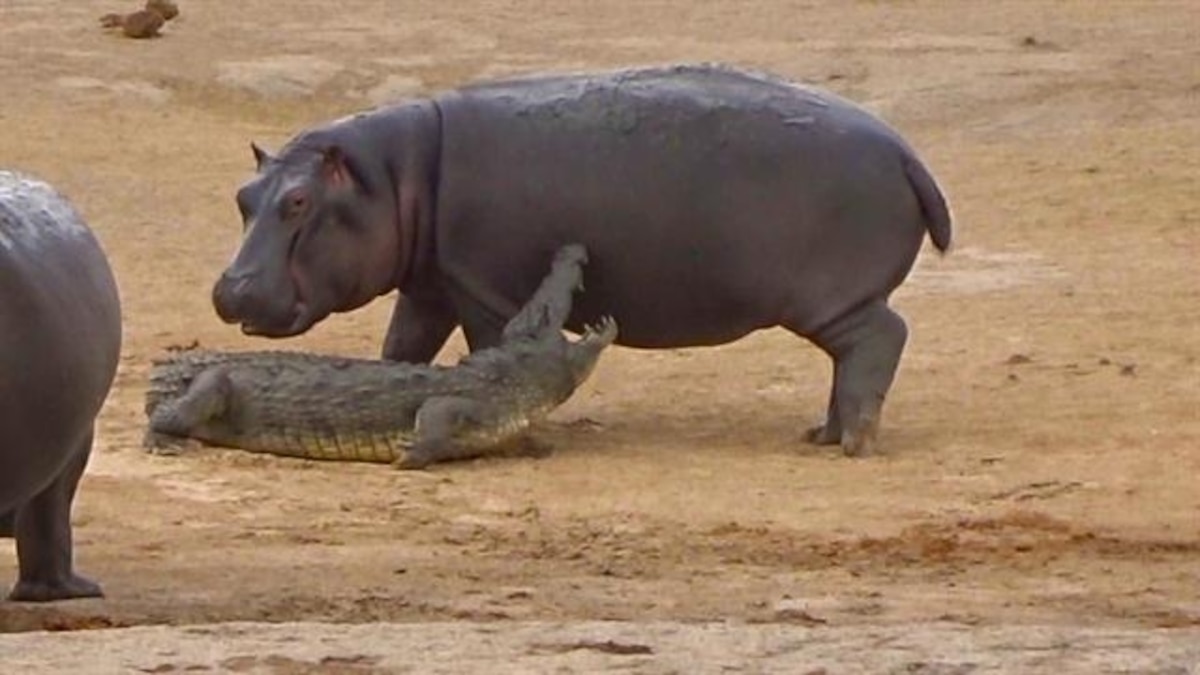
0 171 121 508
432 64 944 345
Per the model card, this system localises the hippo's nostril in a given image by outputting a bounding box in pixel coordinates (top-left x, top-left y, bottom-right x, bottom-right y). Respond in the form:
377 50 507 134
212 274 252 323
230 276 253 296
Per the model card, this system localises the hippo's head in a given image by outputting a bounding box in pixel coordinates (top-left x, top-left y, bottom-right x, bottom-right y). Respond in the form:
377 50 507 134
212 141 406 337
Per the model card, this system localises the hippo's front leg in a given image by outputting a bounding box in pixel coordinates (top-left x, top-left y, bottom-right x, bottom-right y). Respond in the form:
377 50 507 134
9 432 101 602
382 288 460 363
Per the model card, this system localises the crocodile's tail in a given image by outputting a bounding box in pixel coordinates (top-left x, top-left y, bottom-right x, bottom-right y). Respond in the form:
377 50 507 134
903 153 953 254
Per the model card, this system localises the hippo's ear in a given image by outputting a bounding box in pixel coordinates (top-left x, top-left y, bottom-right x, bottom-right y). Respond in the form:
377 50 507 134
250 142 274 170
320 145 355 189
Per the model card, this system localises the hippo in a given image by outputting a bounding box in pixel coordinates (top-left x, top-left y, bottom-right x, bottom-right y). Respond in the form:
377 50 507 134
212 63 951 457
0 170 122 601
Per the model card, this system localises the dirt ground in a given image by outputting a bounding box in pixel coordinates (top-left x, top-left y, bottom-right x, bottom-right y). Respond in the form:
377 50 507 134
1 0 1198 671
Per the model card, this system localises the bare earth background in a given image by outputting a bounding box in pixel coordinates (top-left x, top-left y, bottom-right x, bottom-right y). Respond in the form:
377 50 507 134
1 1 1198 672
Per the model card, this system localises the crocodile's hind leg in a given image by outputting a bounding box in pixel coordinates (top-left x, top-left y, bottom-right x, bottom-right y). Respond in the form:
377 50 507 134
143 368 231 454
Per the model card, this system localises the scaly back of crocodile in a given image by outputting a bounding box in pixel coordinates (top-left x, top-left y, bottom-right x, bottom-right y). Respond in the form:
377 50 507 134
144 348 354 418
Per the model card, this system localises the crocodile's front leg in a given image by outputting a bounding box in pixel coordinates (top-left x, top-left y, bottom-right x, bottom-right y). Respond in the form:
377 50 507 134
395 396 489 470
397 397 554 470
143 368 232 454
399 393 553 470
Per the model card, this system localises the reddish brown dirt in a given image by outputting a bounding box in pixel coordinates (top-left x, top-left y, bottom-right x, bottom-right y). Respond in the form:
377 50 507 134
1 0 1197 669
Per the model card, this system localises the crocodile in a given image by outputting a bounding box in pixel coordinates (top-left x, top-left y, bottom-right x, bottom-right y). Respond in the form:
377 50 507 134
143 243 616 469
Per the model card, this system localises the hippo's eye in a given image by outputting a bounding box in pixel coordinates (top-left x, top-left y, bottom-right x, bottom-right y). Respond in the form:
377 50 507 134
281 191 308 219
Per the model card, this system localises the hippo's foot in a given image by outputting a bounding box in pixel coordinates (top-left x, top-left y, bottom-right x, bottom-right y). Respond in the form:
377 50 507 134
803 418 880 456
8 572 103 603
803 422 841 446
839 414 881 458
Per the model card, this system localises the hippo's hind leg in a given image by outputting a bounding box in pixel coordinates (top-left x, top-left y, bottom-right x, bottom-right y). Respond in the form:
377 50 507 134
9 431 101 602
797 300 908 457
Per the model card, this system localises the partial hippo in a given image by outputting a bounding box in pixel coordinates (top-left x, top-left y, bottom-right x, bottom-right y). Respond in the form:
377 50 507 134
213 64 951 456
0 171 122 601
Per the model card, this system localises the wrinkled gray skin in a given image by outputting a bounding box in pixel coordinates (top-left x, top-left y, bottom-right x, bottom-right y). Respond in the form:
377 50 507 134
0 171 122 602
213 63 952 457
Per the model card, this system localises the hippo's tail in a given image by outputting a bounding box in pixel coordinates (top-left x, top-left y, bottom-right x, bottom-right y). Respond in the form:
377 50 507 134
902 154 953 254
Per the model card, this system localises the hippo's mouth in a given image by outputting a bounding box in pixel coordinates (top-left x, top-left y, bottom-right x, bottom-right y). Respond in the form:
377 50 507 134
238 230 323 337
239 302 319 338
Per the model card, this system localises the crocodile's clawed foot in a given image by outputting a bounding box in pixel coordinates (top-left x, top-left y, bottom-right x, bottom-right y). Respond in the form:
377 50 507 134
393 451 433 471
142 431 202 456
514 435 554 460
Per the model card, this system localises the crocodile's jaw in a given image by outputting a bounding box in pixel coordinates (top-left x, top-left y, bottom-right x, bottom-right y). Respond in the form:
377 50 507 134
567 317 619 385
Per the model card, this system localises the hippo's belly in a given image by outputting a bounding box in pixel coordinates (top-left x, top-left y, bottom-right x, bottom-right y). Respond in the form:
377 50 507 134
433 65 928 346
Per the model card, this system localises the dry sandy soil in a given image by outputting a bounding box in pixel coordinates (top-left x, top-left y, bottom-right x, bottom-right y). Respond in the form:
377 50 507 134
1 1 1198 672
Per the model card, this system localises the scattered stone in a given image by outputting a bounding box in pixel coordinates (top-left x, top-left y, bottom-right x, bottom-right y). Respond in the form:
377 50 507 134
98 0 178 39
99 9 165 39
166 339 201 352
1017 35 1061 51
771 598 830 625
145 0 179 21
529 639 654 656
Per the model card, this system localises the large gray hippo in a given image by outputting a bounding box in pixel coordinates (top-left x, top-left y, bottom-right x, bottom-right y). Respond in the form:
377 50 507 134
0 171 122 601
213 64 951 457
